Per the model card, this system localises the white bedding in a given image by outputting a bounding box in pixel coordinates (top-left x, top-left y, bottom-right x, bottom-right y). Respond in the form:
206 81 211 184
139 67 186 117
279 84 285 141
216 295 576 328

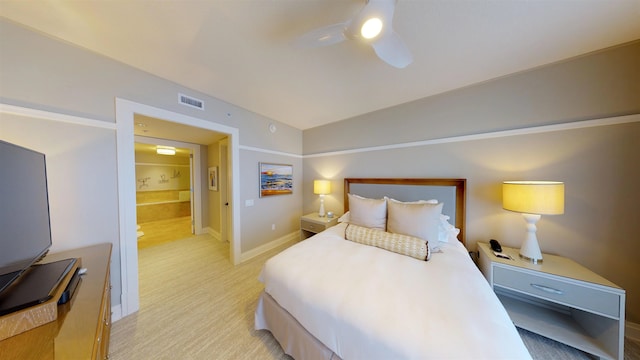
259 223 531 359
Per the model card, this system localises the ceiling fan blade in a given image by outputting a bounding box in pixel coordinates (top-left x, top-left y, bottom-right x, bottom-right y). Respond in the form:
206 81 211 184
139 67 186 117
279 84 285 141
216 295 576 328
292 22 348 48
371 31 413 68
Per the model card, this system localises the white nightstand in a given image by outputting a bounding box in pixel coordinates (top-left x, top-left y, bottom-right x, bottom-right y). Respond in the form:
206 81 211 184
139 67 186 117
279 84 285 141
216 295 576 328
478 242 625 360
300 213 339 240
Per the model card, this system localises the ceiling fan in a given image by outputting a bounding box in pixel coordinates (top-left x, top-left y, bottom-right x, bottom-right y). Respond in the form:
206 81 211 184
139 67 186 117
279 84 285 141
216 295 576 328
293 0 413 69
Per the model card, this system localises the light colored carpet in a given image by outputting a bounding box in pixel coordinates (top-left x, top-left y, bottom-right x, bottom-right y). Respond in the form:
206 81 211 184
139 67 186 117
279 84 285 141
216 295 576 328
110 234 640 359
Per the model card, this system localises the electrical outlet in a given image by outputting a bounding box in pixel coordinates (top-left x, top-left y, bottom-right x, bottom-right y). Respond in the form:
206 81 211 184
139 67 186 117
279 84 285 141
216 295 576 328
245 199 254 207
271 224 276 230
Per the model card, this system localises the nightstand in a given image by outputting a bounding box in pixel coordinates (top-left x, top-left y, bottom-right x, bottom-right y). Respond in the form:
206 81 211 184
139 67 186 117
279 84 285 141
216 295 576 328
300 213 339 240
478 242 625 360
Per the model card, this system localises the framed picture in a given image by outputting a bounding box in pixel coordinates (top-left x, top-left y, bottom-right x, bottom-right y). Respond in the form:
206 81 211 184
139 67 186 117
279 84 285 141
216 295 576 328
259 162 293 197
208 166 218 191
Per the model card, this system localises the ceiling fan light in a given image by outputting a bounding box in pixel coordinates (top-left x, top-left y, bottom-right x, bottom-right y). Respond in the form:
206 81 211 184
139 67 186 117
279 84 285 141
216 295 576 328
361 17 383 39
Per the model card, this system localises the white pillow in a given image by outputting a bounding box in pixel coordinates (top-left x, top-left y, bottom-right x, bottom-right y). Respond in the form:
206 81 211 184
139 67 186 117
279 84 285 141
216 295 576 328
341 200 461 244
385 198 459 243
439 214 461 243
347 193 387 230
387 198 443 246
338 212 350 223
392 198 438 205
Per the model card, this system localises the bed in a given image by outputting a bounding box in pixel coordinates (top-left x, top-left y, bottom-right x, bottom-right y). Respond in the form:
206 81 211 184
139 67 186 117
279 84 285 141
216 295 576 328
255 178 531 359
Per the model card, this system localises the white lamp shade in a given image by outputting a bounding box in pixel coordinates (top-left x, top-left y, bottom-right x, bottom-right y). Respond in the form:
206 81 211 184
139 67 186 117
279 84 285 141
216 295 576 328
503 181 564 215
314 180 331 195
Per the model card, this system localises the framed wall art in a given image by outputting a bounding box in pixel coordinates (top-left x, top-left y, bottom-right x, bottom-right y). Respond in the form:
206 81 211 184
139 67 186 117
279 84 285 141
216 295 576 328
259 162 293 197
208 166 218 191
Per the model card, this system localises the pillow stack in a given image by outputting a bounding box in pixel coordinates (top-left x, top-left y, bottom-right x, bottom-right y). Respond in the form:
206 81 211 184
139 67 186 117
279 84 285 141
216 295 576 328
343 194 452 261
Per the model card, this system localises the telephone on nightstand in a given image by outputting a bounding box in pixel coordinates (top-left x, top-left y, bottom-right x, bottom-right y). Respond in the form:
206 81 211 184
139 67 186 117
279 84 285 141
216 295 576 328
489 239 502 252
490 239 512 260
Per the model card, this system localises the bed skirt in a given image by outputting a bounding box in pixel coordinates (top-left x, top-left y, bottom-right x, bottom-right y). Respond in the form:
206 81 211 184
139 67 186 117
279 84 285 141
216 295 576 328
255 291 342 360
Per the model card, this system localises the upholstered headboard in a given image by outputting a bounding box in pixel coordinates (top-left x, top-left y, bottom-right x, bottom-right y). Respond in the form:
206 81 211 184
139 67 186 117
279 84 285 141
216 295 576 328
344 178 466 245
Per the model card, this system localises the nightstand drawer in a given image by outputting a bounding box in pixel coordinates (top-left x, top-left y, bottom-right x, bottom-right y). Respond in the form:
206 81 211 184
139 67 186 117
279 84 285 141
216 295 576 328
493 266 620 318
301 220 323 233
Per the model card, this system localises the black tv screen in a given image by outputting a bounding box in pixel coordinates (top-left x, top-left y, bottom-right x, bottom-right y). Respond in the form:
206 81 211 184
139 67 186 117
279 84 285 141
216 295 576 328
0 140 53 294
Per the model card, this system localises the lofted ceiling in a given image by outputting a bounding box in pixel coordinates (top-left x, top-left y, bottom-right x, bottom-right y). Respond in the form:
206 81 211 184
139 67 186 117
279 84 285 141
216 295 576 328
1 1 639 130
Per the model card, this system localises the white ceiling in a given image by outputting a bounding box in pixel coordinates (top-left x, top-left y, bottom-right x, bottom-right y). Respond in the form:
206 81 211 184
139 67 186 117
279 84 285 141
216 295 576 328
2 1 639 130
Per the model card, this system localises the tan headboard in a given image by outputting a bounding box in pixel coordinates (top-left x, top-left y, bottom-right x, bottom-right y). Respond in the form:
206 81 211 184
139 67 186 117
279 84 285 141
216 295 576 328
344 178 466 245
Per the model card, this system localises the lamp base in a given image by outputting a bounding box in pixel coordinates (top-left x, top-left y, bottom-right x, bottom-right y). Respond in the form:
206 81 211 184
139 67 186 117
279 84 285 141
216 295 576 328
519 253 543 264
519 213 543 264
318 195 325 217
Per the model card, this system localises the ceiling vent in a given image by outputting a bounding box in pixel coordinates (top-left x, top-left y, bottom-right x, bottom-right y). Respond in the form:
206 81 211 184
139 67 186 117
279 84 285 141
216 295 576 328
178 93 204 110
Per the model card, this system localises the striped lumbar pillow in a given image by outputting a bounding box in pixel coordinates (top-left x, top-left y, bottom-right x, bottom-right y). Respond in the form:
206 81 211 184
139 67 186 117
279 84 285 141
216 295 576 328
345 224 430 261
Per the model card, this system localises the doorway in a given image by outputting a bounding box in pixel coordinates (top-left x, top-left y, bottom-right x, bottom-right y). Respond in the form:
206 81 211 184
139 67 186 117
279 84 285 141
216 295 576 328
134 139 195 249
115 98 241 318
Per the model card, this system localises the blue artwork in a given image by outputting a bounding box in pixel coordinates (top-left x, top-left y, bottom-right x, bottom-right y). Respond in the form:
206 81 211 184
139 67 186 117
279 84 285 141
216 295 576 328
260 163 293 197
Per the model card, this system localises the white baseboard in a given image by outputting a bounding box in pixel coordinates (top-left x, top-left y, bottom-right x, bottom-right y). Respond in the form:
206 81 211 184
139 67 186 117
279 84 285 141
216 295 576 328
203 226 221 242
240 232 298 263
111 304 123 323
627 321 640 342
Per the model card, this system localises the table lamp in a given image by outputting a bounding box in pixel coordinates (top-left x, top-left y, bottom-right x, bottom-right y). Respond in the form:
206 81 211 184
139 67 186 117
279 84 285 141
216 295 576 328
503 181 564 263
314 180 331 217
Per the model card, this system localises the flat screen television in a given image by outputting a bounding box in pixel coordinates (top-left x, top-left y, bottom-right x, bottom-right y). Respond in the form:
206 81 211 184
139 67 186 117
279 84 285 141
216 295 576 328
0 140 54 294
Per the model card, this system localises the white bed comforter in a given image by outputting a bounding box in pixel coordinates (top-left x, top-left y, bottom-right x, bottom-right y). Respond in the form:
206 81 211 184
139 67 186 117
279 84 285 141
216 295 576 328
259 223 531 359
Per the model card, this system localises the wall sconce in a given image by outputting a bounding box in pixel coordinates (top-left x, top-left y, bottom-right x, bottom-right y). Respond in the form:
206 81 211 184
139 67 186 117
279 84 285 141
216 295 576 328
503 181 565 263
313 180 331 217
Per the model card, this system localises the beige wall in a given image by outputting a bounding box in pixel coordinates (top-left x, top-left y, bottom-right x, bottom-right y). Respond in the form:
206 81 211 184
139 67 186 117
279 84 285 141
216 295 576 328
304 41 640 154
302 41 640 323
0 112 122 304
0 18 303 308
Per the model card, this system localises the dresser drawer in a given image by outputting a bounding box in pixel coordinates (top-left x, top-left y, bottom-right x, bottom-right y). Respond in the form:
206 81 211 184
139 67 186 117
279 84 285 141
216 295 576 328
493 266 620 318
301 219 324 233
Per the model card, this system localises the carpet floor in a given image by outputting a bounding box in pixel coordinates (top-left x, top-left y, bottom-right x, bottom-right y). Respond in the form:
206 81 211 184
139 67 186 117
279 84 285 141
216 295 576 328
110 233 640 359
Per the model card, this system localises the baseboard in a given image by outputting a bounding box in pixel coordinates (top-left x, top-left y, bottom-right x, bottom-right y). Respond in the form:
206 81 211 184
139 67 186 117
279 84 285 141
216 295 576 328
111 304 123 323
203 226 221 242
627 321 640 342
240 232 298 263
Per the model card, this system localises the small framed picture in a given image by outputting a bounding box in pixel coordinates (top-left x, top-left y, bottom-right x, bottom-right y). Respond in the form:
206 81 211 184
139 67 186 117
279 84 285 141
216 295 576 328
259 162 293 197
208 166 218 191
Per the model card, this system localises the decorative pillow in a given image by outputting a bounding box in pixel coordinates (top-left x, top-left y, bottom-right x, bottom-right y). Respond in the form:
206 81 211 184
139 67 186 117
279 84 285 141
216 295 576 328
345 224 430 261
386 198 443 247
347 193 387 230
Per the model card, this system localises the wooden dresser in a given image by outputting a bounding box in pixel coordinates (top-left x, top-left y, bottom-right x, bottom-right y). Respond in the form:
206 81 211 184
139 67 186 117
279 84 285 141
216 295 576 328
0 243 112 359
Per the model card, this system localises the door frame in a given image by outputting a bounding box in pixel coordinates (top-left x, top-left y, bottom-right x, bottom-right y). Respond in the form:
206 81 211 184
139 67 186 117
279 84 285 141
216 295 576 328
219 138 229 242
115 98 241 318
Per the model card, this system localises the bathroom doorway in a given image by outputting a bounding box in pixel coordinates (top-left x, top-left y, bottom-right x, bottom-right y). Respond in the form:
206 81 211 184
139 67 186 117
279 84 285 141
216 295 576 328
134 138 195 249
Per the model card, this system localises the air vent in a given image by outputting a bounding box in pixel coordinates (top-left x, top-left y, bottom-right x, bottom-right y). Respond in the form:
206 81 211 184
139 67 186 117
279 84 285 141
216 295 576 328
178 93 204 110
